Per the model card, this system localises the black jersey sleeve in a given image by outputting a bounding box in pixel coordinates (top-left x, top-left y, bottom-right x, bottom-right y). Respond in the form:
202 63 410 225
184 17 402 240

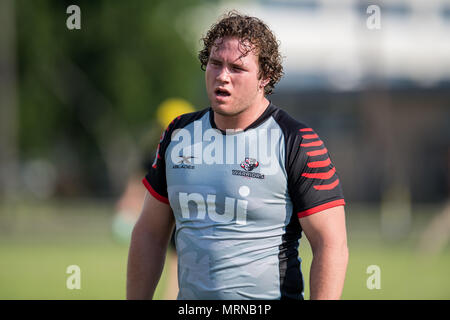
142 108 210 204
273 108 345 218
142 116 180 204
288 126 345 218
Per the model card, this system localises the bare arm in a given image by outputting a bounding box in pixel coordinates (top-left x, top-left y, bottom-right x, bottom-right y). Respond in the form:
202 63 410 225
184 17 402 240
126 191 175 300
299 205 348 300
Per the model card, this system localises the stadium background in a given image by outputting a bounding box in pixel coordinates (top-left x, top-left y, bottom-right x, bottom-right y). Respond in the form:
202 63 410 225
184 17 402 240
0 0 449 299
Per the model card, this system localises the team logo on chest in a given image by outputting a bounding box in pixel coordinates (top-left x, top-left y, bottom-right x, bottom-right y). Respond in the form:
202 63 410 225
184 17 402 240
232 157 265 179
240 158 259 171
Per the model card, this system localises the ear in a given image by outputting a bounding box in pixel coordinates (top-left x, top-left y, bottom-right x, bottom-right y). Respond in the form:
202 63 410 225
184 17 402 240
259 78 270 89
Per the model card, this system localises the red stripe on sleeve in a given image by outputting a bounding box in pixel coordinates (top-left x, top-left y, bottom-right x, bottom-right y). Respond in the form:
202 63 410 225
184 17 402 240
299 128 314 132
297 199 345 218
142 178 169 204
301 140 323 147
302 134 319 139
307 158 331 168
314 178 340 190
307 148 328 156
302 167 336 179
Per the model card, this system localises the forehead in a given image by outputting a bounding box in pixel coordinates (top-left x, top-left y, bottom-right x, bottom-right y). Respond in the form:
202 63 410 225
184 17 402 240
210 36 258 63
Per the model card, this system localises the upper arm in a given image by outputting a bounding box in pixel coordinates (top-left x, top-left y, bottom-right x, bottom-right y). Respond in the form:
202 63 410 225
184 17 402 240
299 205 347 252
133 191 175 246
135 117 180 243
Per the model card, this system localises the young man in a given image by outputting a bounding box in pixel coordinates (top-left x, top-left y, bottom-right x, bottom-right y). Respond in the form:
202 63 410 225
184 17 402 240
127 11 348 300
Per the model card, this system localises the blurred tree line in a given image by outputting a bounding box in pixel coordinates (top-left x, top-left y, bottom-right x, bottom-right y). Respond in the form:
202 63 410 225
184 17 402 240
3 0 212 198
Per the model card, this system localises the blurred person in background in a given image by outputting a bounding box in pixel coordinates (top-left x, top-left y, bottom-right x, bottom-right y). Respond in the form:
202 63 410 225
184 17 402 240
418 147 450 255
114 98 195 299
127 11 348 300
114 164 179 300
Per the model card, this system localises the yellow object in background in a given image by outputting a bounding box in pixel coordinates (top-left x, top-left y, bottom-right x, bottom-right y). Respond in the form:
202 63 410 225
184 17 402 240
156 98 195 128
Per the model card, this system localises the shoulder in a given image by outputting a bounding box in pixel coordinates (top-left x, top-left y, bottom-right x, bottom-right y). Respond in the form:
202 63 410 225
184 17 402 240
269 105 330 169
160 107 210 142
168 107 210 131
154 107 210 157
270 104 314 142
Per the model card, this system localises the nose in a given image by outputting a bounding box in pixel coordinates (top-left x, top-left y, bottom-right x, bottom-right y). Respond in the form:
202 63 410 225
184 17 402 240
216 66 230 83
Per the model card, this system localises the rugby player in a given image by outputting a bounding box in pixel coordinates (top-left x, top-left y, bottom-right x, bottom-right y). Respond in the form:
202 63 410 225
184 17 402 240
127 11 348 300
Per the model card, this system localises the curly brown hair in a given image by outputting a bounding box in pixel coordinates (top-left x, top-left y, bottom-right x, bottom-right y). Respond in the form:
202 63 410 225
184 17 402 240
198 11 284 95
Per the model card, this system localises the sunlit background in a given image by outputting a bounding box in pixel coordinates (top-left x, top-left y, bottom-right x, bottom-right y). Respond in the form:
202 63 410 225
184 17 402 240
0 0 449 299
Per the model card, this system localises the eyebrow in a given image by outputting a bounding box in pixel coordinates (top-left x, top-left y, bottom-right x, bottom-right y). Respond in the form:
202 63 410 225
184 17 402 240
208 57 246 69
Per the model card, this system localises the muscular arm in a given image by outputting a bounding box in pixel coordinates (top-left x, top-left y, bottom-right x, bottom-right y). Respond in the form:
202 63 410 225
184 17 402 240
126 191 175 299
299 205 348 300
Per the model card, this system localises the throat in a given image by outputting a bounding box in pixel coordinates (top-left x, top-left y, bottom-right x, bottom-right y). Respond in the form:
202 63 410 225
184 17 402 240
213 99 270 132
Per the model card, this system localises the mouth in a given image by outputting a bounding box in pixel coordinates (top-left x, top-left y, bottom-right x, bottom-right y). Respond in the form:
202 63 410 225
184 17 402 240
214 87 231 98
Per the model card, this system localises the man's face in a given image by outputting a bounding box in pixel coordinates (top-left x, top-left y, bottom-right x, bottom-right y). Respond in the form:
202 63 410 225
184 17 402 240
205 36 266 117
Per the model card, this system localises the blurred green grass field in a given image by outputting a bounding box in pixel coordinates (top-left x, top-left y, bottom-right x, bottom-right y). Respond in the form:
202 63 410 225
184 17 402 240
0 200 449 299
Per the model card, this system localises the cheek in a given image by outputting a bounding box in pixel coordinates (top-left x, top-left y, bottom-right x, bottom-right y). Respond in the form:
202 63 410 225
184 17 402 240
205 70 215 88
206 69 221 85
205 65 213 78
236 76 257 93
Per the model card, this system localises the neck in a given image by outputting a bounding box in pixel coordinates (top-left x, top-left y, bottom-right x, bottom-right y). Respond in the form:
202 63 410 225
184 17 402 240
213 96 270 132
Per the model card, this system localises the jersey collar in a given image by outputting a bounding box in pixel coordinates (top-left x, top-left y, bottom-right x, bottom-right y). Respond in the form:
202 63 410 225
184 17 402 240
209 101 277 134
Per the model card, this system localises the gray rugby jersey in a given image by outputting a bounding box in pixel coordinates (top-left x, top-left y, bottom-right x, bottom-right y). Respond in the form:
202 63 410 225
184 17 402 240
143 103 345 300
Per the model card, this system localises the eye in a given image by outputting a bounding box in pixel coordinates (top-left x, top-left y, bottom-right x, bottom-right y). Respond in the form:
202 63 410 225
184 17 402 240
209 60 221 66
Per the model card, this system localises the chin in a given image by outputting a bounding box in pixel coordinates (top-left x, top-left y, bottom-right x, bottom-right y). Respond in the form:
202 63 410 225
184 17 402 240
211 104 241 117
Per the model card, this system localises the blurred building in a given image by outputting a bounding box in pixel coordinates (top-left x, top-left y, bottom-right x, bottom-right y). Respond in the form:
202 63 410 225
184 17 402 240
182 0 450 204
1 0 448 204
